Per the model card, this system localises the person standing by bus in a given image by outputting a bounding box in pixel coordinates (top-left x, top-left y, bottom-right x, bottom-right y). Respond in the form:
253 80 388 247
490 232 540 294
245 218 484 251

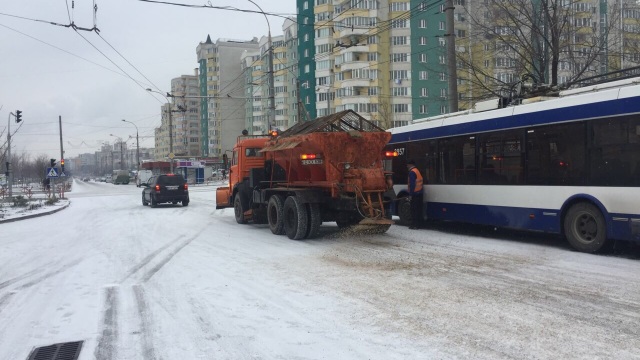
407 160 424 229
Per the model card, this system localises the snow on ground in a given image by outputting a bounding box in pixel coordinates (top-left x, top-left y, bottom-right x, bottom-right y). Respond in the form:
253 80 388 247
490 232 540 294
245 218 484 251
0 178 639 359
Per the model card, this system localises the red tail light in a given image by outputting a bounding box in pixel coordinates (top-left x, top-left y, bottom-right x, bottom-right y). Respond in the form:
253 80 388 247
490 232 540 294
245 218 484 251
155 185 161 191
385 151 399 157
184 183 188 190
300 154 320 160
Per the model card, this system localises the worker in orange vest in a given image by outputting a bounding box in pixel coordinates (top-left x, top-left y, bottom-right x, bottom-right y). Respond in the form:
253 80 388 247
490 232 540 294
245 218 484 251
406 159 424 229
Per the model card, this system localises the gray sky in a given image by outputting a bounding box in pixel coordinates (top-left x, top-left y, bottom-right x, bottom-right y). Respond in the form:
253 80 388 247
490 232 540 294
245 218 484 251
1 0 294 159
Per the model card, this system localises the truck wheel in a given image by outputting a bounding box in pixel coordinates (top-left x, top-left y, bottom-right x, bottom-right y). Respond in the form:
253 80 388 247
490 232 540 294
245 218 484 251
398 197 412 226
564 202 611 253
284 196 309 240
234 195 247 224
306 203 322 239
268 195 285 235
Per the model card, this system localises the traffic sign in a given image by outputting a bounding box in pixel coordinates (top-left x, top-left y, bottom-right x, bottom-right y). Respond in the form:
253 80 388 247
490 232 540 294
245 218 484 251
46 167 59 178
168 153 175 159
59 171 67 177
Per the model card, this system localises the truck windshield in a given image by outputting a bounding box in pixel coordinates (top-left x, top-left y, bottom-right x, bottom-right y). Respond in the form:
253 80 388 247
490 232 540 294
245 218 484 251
245 148 261 157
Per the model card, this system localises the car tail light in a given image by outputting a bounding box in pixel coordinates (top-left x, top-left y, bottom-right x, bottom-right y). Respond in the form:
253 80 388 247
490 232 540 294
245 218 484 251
155 185 161 191
183 183 188 190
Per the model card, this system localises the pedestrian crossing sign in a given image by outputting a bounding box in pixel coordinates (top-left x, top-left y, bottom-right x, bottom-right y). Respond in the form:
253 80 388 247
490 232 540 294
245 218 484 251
46 167 59 178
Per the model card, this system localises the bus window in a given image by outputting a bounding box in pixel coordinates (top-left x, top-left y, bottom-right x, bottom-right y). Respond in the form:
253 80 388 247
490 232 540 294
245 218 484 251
407 140 437 184
589 116 640 186
478 130 524 185
438 136 475 184
526 122 586 185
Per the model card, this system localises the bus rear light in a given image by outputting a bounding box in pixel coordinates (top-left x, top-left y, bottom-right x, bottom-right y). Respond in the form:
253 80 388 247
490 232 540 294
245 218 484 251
385 151 399 157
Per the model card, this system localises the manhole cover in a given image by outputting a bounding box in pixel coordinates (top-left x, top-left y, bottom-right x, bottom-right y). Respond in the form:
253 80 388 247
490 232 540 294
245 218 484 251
27 341 83 360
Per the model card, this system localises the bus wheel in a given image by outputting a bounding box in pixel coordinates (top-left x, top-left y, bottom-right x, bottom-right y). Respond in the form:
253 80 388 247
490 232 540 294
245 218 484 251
398 197 412 226
564 202 611 253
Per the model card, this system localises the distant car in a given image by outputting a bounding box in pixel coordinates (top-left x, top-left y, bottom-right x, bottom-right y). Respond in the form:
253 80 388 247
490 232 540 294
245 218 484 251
142 174 189 207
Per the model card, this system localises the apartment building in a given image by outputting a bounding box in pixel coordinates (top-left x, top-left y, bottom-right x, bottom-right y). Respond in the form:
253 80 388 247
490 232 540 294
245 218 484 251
170 73 201 157
196 36 259 157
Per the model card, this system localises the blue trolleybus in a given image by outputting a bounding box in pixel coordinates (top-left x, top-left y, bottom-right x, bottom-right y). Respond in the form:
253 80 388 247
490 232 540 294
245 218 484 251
385 78 640 253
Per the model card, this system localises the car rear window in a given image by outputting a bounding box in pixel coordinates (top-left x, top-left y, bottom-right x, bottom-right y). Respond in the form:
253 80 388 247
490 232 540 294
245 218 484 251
158 175 185 185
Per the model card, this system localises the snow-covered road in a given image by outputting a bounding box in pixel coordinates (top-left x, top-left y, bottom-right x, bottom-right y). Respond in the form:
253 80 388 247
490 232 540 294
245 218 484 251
1 179 639 359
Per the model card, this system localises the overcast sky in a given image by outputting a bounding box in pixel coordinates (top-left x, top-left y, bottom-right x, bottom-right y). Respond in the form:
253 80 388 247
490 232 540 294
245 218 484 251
1 0 294 159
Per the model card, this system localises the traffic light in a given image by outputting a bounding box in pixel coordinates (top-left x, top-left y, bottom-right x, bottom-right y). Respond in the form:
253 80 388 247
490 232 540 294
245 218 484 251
15 110 22 123
50 159 56 168
60 159 65 172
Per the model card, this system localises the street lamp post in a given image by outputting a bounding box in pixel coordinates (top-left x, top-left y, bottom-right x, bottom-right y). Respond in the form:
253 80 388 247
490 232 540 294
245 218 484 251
122 119 140 173
247 0 275 133
147 89 174 173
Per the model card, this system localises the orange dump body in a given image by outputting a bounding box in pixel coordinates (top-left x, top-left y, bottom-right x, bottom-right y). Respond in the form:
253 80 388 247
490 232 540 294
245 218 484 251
262 131 391 198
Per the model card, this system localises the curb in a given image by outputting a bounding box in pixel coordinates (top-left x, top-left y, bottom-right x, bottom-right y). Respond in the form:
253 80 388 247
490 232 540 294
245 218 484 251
0 201 71 224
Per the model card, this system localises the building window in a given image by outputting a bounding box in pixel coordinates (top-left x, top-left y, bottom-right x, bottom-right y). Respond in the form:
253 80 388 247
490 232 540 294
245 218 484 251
439 38 446 46
419 104 428 113
419 71 428 80
421 88 428 97
440 88 447 98
419 53 427 63
440 72 446 81
440 105 447 114
419 36 427 45
304 64 310 73
439 55 445 64
439 21 445 30
419 19 427 28
393 104 409 113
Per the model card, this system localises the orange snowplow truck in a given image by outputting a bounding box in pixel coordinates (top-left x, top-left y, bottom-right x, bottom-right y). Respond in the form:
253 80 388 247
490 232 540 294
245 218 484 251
216 110 394 239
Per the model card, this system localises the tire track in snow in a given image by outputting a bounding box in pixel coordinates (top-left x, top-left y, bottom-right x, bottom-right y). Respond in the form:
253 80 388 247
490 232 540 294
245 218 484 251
14 258 83 291
0 292 15 315
119 240 176 283
0 268 42 290
94 286 119 360
133 285 156 360
140 229 204 283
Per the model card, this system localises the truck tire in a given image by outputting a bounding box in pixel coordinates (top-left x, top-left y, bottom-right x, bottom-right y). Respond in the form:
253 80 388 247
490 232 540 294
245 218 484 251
234 195 247 224
268 195 285 235
284 196 309 240
306 203 322 239
398 197 412 226
564 202 611 253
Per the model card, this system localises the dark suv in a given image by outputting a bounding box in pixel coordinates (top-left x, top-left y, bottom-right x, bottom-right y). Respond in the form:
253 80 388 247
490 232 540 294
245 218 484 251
142 174 189 207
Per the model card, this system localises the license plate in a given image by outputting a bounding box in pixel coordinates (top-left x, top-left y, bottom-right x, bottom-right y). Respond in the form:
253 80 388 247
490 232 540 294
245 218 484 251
302 159 323 165
166 186 178 190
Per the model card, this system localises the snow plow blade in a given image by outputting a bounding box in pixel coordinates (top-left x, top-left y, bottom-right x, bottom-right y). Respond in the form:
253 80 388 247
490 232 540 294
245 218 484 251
348 218 394 235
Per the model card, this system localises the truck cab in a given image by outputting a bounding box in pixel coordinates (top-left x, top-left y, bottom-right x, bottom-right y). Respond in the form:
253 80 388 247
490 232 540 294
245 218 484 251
215 136 269 209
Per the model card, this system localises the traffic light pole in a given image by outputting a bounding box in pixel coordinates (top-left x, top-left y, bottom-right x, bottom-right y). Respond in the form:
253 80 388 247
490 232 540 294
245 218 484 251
7 113 13 199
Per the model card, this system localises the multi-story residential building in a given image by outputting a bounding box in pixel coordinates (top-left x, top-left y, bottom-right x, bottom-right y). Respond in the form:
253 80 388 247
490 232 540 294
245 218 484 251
154 103 171 161
241 50 264 134
283 17 301 126
196 35 259 157
171 73 201 157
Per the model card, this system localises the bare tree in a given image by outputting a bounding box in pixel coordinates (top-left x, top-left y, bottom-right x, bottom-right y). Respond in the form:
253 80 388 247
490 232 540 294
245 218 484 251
459 0 622 100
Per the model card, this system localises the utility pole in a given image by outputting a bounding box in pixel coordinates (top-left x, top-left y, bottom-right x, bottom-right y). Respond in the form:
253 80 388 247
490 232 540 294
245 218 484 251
59 116 64 174
445 0 459 112
168 104 173 173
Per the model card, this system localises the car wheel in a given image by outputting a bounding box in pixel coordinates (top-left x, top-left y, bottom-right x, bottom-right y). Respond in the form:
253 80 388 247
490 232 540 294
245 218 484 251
142 193 148 206
234 195 247 224
564 202 611 253
183 199 189 207
150 195 157 208
267 195 285 235
283 196 309 240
